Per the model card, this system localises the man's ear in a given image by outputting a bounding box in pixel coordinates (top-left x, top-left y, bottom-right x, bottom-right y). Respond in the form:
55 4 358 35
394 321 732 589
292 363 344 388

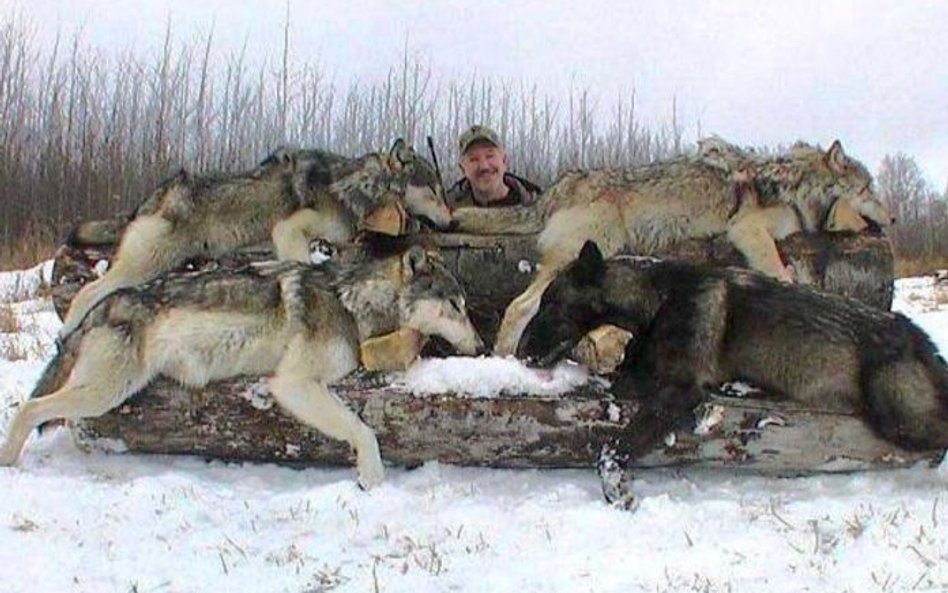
572 241 606 286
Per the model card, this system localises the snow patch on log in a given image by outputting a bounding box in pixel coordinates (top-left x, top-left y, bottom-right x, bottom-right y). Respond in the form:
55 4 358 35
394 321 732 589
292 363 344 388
391 356 597 398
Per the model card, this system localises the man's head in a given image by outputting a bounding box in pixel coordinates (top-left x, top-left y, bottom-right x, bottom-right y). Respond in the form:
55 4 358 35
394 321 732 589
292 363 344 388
458 125 509 201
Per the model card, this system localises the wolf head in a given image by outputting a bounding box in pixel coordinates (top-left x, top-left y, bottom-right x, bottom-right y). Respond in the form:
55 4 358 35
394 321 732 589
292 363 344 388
520 241 614 364
819 141 894 232
767 141 893 233
699 138 894 234
387 139 452 229
395 246 484 355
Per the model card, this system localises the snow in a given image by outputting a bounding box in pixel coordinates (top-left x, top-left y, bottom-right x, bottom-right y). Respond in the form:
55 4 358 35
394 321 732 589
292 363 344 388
1 265 947 593
393 356 594 398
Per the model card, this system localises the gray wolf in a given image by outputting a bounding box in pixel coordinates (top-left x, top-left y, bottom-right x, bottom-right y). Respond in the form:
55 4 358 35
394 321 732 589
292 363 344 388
521 241 948 500
455 139 894 355
1 246 483 489
59 140 452 340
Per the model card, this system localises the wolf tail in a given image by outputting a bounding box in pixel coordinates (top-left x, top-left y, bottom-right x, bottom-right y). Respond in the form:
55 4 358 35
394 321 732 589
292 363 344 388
862 316 948 451
66 218 124 247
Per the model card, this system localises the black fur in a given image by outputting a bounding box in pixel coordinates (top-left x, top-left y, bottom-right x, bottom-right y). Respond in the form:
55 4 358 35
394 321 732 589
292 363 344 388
522 241 948 457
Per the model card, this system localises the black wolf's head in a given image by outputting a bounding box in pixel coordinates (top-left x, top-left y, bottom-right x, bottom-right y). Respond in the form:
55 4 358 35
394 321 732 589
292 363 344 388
388 139 452 229
520 241 611 364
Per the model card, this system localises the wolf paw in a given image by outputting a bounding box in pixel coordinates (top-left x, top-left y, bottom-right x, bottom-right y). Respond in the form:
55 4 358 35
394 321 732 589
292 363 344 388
356 459 385 491
597 444 638 511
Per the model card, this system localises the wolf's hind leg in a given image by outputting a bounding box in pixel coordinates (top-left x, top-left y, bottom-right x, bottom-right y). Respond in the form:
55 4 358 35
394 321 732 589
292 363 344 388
0 328 149 465
494 268 558 356
269 334 383 489
60 216 177 338
496 202 626 356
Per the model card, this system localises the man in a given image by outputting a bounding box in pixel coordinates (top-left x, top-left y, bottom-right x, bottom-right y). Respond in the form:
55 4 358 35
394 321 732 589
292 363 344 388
446 125 542 208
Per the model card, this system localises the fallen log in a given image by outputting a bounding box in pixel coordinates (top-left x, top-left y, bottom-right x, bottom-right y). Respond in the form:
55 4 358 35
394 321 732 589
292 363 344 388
72 370 942 474
49 221 919 475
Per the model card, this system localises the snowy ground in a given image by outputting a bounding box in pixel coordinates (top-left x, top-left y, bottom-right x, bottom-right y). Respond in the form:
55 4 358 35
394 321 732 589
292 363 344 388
1 265 947 593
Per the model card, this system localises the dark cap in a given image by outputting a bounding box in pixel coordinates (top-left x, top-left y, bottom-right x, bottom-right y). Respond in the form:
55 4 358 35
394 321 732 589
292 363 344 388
458 125 503 155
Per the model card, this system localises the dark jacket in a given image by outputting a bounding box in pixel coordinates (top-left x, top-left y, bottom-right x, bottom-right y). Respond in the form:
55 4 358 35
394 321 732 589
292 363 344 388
446 172 542 208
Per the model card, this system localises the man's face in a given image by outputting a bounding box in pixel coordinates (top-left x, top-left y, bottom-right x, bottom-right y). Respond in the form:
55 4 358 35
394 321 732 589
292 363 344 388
460 142 508 195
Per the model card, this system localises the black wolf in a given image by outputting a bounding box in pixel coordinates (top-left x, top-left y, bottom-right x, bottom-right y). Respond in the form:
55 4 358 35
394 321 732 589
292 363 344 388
522 241 948 470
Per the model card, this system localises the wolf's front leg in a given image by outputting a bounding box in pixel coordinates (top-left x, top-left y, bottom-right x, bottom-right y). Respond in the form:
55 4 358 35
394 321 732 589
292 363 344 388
727 208 795 282
269 335 384 489
360 328 426 371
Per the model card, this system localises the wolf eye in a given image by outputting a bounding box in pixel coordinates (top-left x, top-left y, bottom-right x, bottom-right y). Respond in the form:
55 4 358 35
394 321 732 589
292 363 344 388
449 297 463 314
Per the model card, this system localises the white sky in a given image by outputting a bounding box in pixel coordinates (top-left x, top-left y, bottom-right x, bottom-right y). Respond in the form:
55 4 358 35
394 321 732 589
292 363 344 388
4 0 947 190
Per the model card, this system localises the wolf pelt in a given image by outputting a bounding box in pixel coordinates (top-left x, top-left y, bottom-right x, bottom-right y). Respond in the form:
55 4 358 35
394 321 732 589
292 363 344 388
1 246 484 489
476 139 894 355
522 241 948 467
60 139 452 339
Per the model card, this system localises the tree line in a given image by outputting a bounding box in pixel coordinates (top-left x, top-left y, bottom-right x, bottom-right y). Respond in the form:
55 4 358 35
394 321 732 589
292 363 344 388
0 15 944 264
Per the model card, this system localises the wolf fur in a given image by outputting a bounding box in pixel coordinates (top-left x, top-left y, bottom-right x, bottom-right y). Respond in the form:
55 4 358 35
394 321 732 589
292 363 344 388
522 241 948 463
476 139 893 355
1 246 483 489
60 140 452 340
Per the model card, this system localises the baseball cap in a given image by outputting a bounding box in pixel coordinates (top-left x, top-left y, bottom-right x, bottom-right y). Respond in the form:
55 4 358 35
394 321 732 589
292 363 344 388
458 125 503 155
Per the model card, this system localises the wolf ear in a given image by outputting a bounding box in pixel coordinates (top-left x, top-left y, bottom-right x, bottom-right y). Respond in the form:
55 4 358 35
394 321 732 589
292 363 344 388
572 241 606 286
402 245 430 278
826 140 848 175
390 138 415 166
259 147 296 173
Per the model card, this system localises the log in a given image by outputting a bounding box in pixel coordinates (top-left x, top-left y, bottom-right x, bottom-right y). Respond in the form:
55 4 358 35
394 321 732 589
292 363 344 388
72 372 941 474
50 220 916 475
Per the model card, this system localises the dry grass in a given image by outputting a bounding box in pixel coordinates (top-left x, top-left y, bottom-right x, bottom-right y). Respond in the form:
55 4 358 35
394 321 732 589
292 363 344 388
894 254 948 279
0 220 58 272
0 304 19 333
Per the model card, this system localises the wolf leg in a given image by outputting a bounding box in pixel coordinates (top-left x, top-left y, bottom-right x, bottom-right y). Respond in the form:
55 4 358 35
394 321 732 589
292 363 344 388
272 208 354 263
612 279 729 457
0 328 148 465
270 334 384 489
496 202 626 356
60 216 177 338
360 328 426 371
726 207 795 281
494 268 558 356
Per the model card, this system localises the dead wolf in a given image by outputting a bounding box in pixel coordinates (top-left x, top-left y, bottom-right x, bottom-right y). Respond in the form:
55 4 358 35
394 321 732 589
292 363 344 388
59 140 452 340
1 246 484 489
521 241 948 500
469 139 894 355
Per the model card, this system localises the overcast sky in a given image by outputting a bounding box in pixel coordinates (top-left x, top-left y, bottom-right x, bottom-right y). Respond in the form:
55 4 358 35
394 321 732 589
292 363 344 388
4 0 947 189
